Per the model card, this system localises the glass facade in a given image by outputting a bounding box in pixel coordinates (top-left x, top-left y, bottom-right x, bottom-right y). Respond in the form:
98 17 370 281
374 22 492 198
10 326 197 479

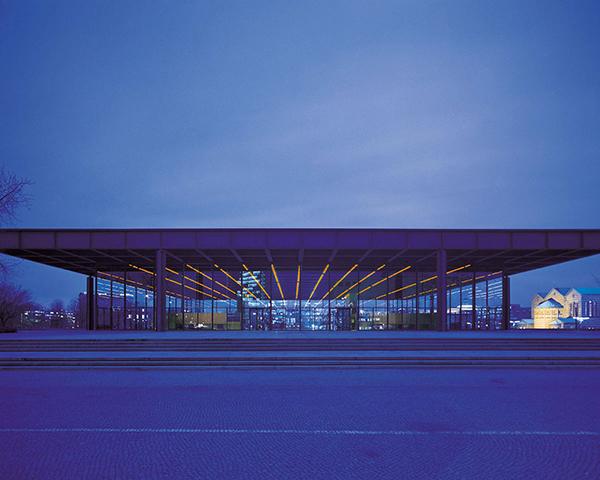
92 264 504 331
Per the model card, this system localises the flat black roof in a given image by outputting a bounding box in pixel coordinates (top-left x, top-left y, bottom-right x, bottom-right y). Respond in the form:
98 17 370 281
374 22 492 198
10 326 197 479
1 228 599 276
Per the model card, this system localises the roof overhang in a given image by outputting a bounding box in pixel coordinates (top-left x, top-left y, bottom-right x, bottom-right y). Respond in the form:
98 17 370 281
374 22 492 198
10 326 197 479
1 228 599 277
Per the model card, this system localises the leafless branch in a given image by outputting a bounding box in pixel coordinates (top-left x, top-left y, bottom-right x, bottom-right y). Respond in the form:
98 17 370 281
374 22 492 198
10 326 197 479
0 282 33 328
0 167 32 225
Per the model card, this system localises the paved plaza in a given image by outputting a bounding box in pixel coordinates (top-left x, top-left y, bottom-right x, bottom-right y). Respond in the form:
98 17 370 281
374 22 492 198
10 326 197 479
1 331 600 479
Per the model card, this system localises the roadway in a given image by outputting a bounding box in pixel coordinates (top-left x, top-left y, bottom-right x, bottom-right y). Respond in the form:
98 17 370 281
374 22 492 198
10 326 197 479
1 366 600 479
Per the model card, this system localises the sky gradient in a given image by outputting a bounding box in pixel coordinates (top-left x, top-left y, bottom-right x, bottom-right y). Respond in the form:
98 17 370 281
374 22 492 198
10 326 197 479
1 0 599 306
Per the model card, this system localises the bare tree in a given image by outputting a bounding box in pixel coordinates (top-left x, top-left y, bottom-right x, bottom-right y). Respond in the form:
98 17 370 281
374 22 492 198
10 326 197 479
0 282 33 329
0 167 31 225
68 296 85 329
49 299 65 313
0 168 31 276
0 168 33 330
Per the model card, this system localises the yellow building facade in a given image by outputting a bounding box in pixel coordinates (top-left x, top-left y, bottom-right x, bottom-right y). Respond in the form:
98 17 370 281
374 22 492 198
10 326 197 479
532 288 600 328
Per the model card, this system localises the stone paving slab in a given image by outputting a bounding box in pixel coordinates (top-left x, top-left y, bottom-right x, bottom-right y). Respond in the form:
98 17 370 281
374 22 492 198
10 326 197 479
2 368 600 479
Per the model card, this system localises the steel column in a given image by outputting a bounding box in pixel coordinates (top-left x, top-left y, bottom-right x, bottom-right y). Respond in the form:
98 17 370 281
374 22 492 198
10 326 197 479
109 277 113 330
472 272 477 330
94 276 98 329
502 273 511 330
447 281 452 330
134 285 138 330
123 271 127 330
155 249 167 331
211 274 215 330
327 269 331 331
459 277 463 329
386 275 390 330
485 278 490 330
239 269 244 331
180 264 185 330
415 272 420 330
86 275 95 330
356 268 360 331
399 275 404 329
436 249 448 331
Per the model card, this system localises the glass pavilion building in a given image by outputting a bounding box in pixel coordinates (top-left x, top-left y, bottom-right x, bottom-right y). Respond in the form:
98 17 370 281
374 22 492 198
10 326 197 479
1 228 599 332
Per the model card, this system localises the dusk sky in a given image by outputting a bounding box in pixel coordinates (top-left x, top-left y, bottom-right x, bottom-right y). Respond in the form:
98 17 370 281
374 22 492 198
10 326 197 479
1 0 599 305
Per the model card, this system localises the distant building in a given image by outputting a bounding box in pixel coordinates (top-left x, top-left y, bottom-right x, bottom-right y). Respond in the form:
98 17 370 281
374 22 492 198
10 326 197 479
563 288 600 317
20 309 78 329
533 298 563 328
532 288 600 329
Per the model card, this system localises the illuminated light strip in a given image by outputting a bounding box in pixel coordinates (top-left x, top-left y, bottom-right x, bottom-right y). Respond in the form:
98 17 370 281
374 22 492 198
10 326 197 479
183 275 233 300
98 271 123 281
318 264 358 302
405 274 503 301
214 264 260 301
358 265 412 295
378 266 494 300
214 264 242 286
376 282 417 300
129 264 155 276
336 264 386 300
377 264 473 299
447 264 471 275
243 264 271 300
129 264 235 299
307 264 330 303
416 264 473 287
476 271 502 281
295 265 301 300
458 273 499 286
270 264 285 300
98 272 149 289
403 287 436 300
167 267 235 300
165 276 216 299
420 275 437 284
186 264 237 296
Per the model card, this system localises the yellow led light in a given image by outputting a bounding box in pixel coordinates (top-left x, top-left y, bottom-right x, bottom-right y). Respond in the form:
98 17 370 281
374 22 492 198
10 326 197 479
101 271 150 289
376 281 416 299
164 276 216 299
185 264 238 296
295 265 301 300
358 265 412 295
420 275 438 284
318 264 357 302
271 264 285 300
307 264 330 302
214 264 242 287
446 264 471 274
184 275 235 300
129 264 155 276
165 267 235 300
335 264 385 300
376 264 474 299
214 264 261 301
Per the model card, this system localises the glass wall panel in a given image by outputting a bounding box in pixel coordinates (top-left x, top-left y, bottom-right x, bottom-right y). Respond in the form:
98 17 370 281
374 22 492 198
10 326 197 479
91 262 506 332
